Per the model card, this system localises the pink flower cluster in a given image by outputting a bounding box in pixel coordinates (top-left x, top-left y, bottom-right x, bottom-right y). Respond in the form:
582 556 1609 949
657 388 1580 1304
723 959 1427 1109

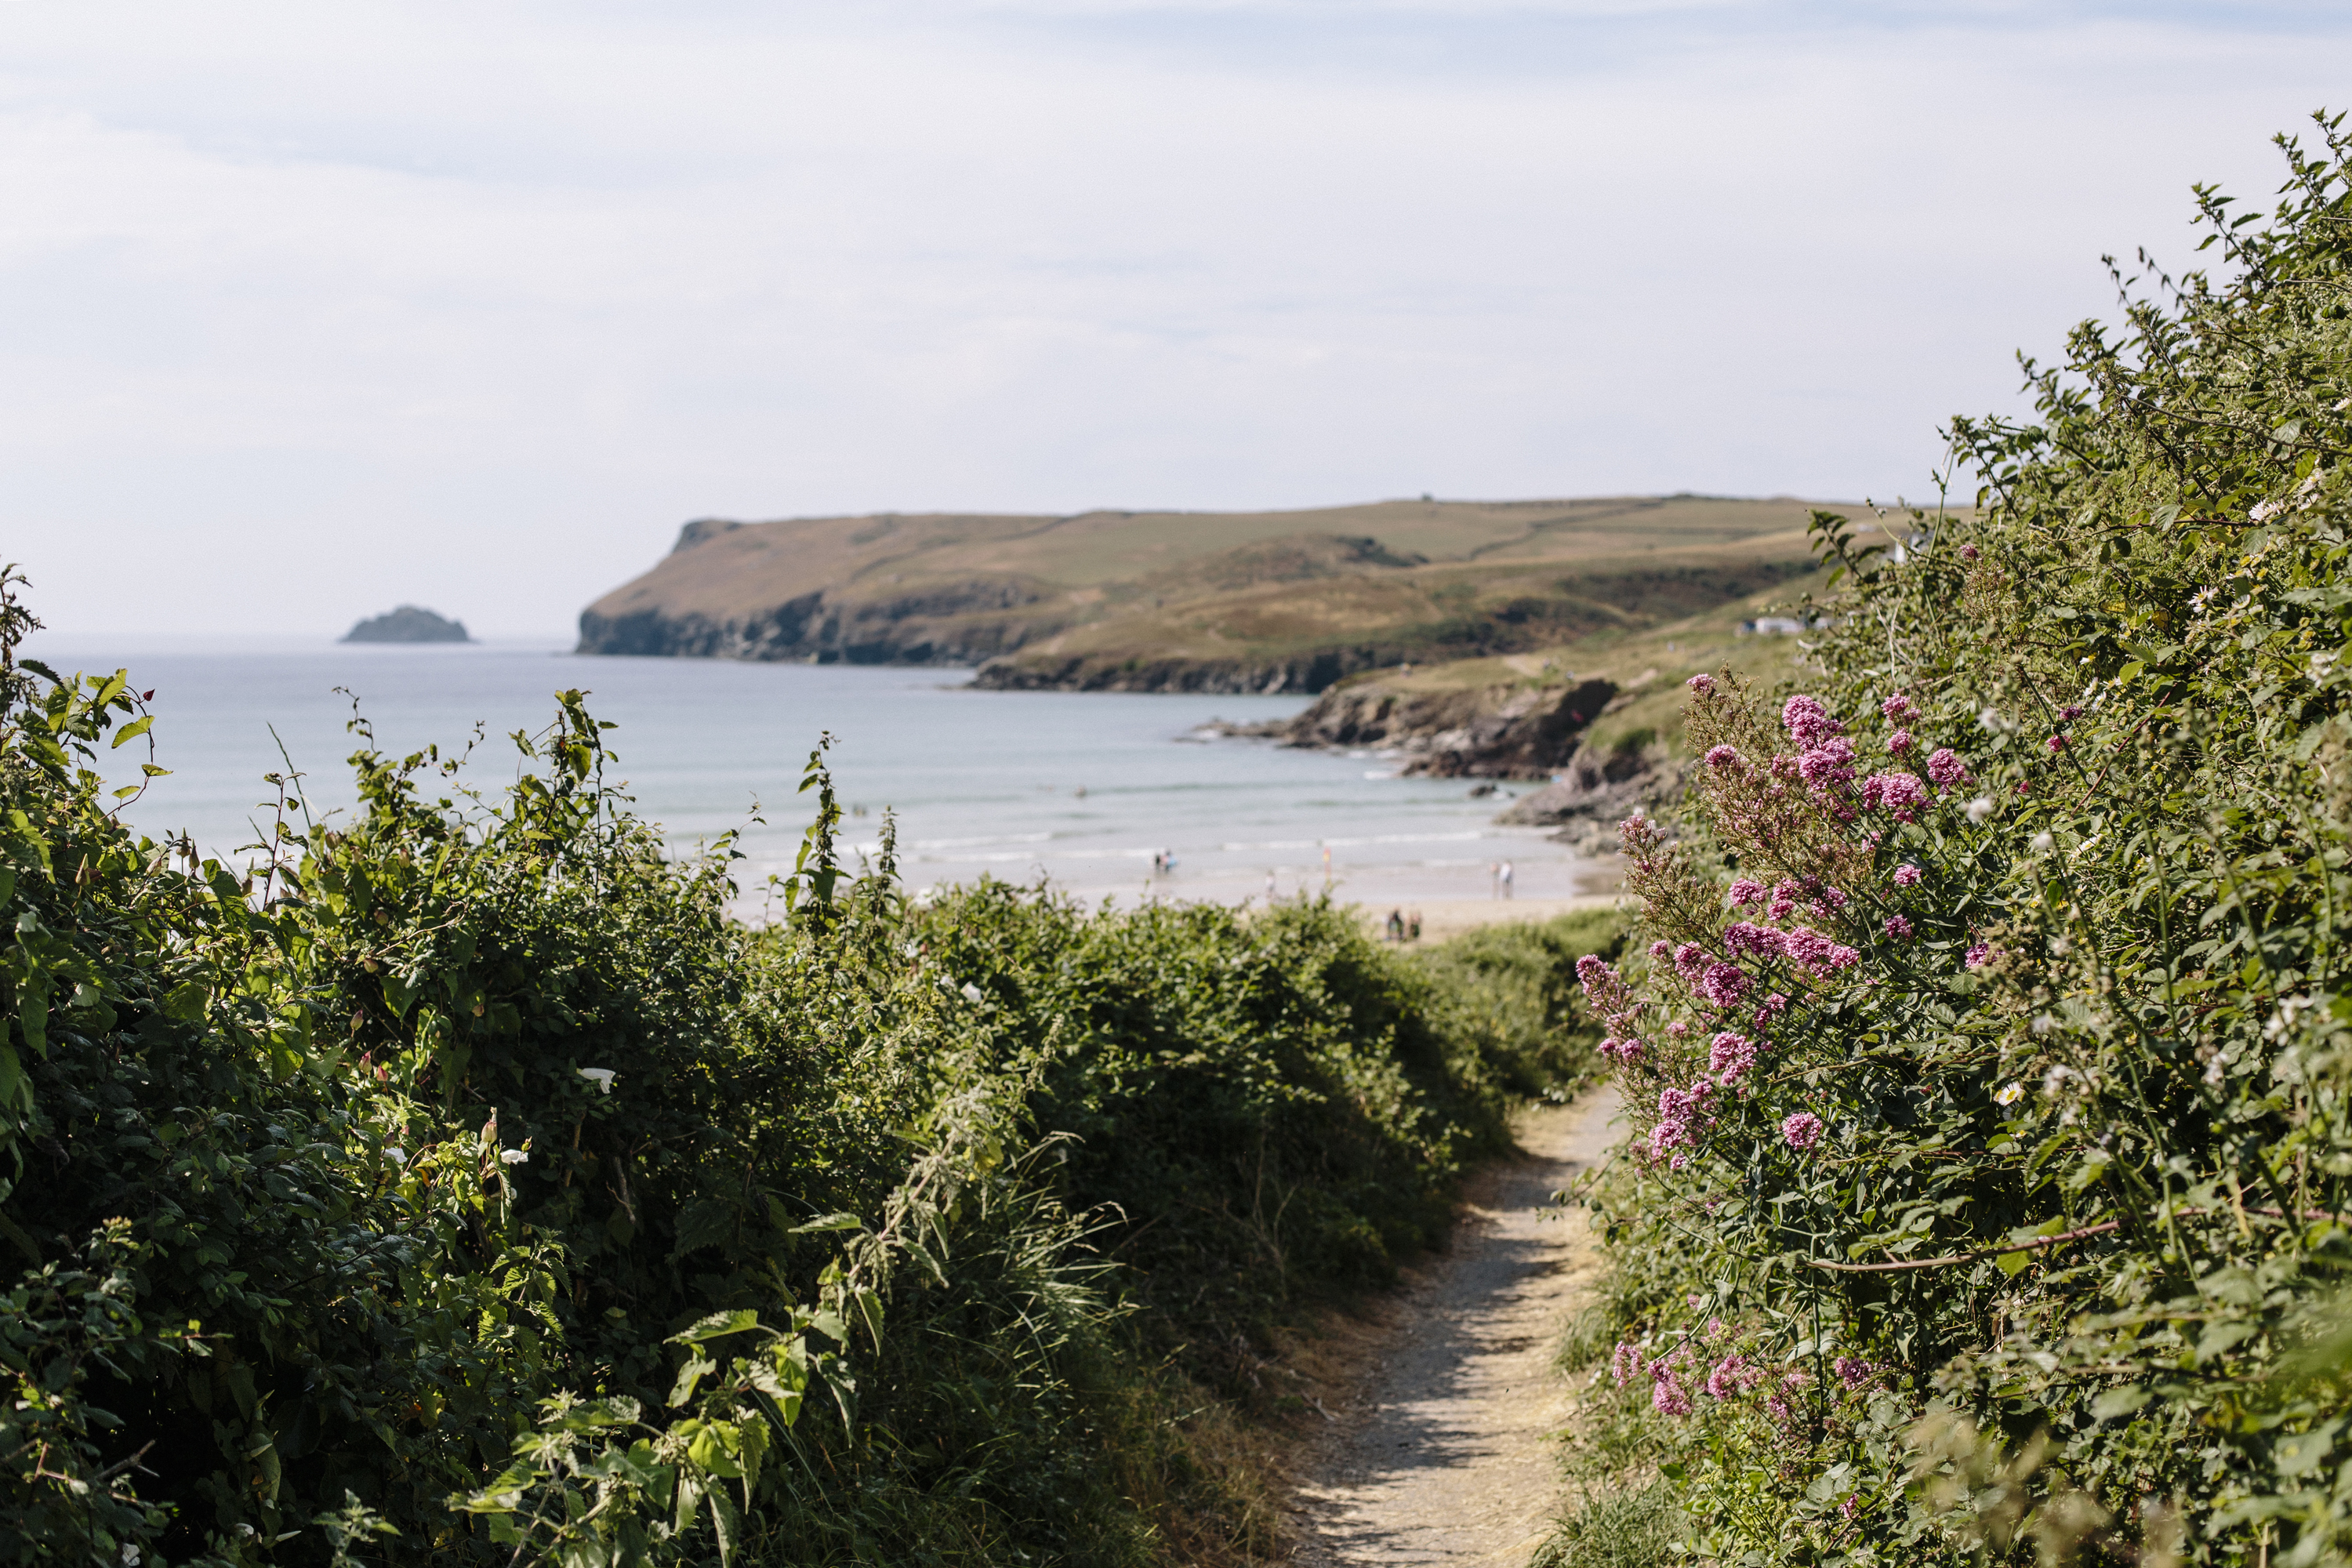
1687 673 1716 696
1709 1031 1759 1083
1831 1356 1878 1392
1883 914 1914 940
1781 927 1860 975
1886 728 1915 754
1706 1352 1763 1400
1613 1341 1643 1387
1783 695 1842 746
1651 1358 1694 1417
1926 747 1972 788
1796 735 1857 790
1728 876 1764 906
1704 742 1744 774
1650 1081 1714 1165
1722 921 1781 960
1858 770 1929 822
1965 941 1994 970
1893 864 1922 887
1578 955 1648 1061
1881 693 1915 720
1781 1110 1824 1150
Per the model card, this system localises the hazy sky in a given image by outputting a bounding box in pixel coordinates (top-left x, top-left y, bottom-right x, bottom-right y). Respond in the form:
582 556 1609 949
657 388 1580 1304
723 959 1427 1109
6 2 2348 639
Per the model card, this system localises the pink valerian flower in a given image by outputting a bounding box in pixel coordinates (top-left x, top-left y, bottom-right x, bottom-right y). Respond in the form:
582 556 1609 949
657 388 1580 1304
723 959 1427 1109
1649 1082 1714 1162
1649 938 1672 959
2057 703 2085 721
1674 942 1708 983
1831 1356 1878 1392
1965 942 1994 970
1577 955 1643 1030
1884 915 1915 940
1893 864 1922 887
1651 1362 1695 1417
1961 543 1980 561
1858 770 1929 822
1709 1031 1759 1083
1666 1020 1690 1039
1881 693 1915 720
1704 742 1745 773
1926 747 1973 789
1886 728 1915 754
1722 921 1784 960
1728 877 1765 907
1782 695 1843 747
1706 1353 1762 1399
2046 733 2069 753
1840 1497 1860 1520
1613 1341 1643 1386
1781 927 1860 975
1810 882 1849 914
1687 673 1716 696
1599 1036 1646 1064
1767 881 1799 921
1751 992 1789 1029
1796 735 1858 790
1781 1111 1825 1150
1698 962 1751 1010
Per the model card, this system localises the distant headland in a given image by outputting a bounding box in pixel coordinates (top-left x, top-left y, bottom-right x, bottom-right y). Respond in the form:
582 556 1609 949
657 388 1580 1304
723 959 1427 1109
342 605 472 644
574 495 1834 694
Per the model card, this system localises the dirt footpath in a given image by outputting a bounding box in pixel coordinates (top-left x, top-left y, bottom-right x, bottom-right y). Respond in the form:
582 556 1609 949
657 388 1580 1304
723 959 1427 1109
1287 1091 1621 1566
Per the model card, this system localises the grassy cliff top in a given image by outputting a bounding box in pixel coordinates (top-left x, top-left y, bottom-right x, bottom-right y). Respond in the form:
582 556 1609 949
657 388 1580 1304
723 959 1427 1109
582 493 1871 688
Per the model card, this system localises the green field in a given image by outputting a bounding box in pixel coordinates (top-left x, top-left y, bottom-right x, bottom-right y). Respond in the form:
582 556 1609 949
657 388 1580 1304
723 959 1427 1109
576 495 1848 691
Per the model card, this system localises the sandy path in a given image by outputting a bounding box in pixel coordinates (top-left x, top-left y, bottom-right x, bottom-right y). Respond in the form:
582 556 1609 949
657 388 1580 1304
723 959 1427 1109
1288 1090 1621 1566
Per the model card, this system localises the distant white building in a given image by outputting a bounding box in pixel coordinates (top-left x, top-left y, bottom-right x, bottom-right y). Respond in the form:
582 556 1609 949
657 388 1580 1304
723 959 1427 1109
1738 616 1807 637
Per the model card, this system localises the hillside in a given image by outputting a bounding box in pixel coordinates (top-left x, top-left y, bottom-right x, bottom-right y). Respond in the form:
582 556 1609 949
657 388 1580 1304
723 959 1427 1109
575 494 1836 691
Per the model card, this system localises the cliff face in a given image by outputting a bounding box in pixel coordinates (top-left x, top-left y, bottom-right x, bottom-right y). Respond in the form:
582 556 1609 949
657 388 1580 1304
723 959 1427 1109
1256 675 1620 779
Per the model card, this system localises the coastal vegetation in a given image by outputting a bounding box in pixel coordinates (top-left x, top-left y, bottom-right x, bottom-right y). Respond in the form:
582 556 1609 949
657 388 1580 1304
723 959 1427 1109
1550 116 2352 1564
0 587 1621 1567
574 495 1824 692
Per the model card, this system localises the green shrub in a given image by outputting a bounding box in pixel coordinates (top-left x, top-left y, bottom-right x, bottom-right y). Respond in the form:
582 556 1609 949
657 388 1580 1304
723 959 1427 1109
1555 114 2352 1565
0 582 1610 1565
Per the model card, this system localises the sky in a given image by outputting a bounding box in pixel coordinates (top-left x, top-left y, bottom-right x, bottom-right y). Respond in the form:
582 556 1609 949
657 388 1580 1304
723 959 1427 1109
4 2 2348 640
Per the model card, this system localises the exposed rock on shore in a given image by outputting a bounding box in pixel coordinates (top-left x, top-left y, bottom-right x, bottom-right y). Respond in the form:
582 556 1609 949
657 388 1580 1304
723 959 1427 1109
1494 743 1689 855
1263 676 1621 779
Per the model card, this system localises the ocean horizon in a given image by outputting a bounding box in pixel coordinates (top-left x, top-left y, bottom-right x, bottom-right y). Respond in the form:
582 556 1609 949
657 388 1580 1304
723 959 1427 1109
24 631 1597 911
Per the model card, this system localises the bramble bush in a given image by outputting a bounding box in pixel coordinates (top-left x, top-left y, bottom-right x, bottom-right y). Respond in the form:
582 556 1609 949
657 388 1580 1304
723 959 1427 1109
0 564 1618 1566
1552 114 2352 1566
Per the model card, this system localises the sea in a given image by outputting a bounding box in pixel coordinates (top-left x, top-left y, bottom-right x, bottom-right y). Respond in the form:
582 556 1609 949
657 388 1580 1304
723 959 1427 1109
22 634 1595 913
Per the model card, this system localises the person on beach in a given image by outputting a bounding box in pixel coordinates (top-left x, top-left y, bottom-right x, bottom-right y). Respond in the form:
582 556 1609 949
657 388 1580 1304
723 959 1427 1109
1265 869 1276 901
1407 909 1421 941
1385 908 1404 942
1500 860 1514 899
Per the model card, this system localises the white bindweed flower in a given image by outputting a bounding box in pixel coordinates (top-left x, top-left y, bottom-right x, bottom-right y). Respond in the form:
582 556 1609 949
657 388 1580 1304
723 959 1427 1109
2031 1013 2056 1035
1994 1082 2024 1106
2030 832 2055 854
578 1068 617 1094
1965 797 1994 825
960 982 984 1004
384 1147 406 1163
499 1148 529 1166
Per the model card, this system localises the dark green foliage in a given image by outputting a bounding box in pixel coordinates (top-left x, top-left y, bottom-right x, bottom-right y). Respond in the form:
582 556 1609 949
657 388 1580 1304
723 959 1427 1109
0 572 1613 1566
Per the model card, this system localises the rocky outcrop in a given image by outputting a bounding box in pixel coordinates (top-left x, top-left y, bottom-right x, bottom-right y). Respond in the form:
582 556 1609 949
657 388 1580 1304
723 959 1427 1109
1246 676 1619 779
343 605 470 644
1496 741 1689 855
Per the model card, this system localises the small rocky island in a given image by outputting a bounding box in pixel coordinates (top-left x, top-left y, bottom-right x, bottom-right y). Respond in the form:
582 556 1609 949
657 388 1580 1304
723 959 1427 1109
341 605 472 644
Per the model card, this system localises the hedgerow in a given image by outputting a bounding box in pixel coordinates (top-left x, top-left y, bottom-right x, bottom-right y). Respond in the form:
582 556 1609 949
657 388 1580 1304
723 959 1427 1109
1553 114 2352 1565
0 573 1618 1567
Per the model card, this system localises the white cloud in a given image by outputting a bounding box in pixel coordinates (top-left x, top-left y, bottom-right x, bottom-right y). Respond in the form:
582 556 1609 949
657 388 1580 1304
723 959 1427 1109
0 2 2344 636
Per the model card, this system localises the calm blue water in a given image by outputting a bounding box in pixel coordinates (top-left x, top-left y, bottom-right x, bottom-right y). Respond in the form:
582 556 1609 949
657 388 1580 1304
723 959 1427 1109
24 635 1585 908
